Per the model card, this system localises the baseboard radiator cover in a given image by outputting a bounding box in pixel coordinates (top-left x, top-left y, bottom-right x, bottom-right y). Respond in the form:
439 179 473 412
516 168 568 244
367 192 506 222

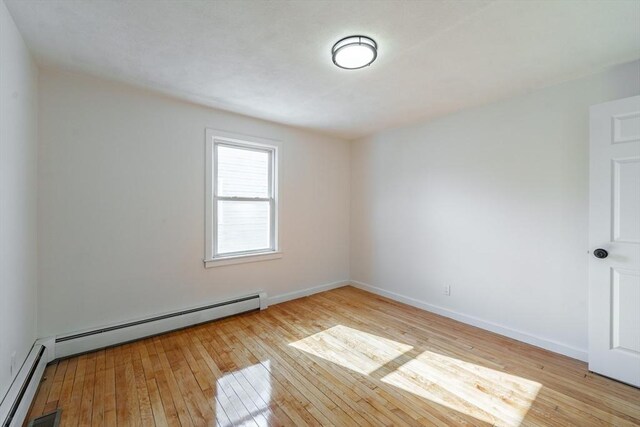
0 344 49 427
54 292 266 359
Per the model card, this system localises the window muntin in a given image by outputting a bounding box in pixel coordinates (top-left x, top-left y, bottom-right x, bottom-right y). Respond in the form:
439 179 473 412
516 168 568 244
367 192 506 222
212 140 277 258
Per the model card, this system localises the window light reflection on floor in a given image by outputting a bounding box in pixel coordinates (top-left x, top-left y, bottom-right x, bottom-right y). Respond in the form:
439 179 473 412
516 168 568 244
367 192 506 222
215 361 273 427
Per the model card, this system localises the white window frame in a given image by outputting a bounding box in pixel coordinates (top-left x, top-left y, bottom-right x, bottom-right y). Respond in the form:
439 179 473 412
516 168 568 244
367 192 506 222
204 129 281 268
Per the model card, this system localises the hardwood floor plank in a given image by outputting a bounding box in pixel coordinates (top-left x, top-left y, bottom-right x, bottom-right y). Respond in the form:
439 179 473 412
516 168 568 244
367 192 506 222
152 371 181 427
153 337 195 427
79 352 96 426
131 348 154 425
145 378 169 427
103 347 117 427
91 350 105 427
46 358 68 406
29 286 640 426
63 354 88 427
163 333 217 424
114 357 128 426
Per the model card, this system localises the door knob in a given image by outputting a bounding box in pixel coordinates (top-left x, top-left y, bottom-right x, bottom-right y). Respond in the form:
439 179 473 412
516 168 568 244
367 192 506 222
593 248 608 259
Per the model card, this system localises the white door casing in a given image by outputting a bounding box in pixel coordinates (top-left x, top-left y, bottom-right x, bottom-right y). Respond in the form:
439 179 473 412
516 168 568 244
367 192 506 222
589 95 640 387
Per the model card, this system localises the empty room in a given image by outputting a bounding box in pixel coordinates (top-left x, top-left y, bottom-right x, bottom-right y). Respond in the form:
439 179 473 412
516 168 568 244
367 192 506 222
1 0 640 426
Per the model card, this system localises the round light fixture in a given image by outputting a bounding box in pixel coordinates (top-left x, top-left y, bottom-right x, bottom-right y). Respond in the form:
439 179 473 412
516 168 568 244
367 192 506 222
332 35 377 70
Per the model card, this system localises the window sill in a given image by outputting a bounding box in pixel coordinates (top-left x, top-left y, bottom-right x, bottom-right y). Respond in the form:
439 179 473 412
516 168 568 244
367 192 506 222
204 251 282 268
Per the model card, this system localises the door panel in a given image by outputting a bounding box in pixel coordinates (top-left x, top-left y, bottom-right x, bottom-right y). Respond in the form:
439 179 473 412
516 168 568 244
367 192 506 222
589 95 640 387
612 111 640 144
613 158 640 243
611 267 640 354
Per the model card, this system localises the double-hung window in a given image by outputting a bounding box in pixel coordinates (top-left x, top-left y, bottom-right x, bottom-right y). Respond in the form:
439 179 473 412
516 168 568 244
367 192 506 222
205 130 280 267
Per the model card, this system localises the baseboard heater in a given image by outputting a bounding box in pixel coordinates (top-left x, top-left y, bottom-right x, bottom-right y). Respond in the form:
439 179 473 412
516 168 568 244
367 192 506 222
0 344 50 427
55 292 266 359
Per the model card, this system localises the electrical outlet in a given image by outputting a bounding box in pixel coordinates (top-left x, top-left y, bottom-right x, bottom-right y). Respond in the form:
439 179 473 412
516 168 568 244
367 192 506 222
10 351 16 376
443 285 451 296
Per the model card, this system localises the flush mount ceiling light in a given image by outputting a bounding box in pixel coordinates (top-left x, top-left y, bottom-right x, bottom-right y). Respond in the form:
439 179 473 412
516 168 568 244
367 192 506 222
332 35 377 70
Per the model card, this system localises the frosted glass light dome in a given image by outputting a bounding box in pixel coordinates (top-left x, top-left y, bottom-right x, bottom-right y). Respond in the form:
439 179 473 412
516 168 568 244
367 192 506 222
332 36 377 70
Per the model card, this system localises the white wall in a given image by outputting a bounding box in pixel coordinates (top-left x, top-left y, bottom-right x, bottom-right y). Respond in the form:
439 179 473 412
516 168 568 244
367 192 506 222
0 1 38 399
30 42 640 361
351 61 640 360
38 69 350 338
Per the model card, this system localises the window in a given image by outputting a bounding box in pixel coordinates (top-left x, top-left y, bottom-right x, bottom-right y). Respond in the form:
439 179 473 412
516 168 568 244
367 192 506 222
205 130 280 267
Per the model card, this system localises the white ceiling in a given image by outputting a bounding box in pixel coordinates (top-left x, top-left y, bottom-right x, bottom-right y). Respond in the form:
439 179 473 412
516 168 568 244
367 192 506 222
5 0 640 139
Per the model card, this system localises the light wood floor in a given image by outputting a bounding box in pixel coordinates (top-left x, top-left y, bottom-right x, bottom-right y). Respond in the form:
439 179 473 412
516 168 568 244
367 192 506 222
27 286 640 426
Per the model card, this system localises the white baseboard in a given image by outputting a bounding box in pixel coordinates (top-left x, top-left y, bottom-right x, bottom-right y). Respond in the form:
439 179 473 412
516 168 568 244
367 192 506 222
50 281 351 360
0 343 49 427
350 280 588 362
268 280 350 306
54 293 263 359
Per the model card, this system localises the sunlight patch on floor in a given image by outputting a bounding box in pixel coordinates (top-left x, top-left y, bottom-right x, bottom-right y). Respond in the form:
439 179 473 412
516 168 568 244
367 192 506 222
289 324 413 375
290 325 541 426
381 349 541 426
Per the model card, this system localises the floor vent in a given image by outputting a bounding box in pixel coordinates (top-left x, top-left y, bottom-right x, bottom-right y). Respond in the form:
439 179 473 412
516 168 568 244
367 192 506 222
54 292 266 358
26 410 61 427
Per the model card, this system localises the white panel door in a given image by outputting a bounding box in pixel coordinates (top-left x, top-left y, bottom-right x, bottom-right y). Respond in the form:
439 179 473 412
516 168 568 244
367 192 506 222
589 95 640 387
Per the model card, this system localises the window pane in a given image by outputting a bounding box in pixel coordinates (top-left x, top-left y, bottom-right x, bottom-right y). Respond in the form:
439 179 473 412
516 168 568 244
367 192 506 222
217 200 270 254
217 145 269 198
